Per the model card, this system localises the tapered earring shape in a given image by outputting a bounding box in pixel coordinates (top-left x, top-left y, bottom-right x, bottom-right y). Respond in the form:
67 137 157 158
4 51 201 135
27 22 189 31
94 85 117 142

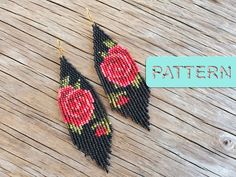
93 24 151 130
57 50 112 171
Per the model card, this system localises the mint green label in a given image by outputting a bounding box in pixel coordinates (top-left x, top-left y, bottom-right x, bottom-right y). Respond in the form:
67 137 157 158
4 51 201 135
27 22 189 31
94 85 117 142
146 56 236 87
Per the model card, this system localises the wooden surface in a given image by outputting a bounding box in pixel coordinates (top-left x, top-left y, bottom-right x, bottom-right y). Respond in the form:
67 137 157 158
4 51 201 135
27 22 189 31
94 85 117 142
0 0 236 176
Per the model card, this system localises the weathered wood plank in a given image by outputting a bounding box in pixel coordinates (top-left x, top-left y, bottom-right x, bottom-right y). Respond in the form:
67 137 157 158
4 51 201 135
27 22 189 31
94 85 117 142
0 0 236 176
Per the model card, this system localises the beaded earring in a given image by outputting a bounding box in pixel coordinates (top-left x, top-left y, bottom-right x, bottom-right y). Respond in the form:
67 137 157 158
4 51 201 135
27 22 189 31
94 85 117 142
87 12 151 130
57 40 112 172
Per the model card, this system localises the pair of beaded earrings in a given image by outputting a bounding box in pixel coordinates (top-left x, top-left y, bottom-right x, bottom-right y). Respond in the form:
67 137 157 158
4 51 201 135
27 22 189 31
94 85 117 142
57 12 150 172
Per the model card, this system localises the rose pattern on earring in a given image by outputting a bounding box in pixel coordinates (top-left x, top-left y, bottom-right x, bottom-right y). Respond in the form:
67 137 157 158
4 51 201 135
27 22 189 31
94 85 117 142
93 23 151 130
100 45 139 87
116 95 129 106
95 125 109 137
58 56 112 172
58 86 95 127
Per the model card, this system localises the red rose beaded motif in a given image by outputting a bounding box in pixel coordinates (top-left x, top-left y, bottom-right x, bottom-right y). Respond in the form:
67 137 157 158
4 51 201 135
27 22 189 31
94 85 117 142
93 24 150 130
59 57 112 171
100 45 139 87
58 86 95 127
95 125 109 137
116 95 129 106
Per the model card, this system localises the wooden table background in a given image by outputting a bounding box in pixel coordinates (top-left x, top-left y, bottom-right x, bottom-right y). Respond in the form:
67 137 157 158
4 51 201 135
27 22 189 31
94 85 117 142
0 0 236 176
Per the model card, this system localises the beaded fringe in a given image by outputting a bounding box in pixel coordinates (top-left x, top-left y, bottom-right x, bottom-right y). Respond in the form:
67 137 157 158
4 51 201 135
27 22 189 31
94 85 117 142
93 23 151 130
58 57 112 172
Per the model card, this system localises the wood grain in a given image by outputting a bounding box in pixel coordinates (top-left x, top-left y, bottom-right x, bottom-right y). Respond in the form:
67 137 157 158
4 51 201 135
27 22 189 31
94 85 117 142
0 0 236 176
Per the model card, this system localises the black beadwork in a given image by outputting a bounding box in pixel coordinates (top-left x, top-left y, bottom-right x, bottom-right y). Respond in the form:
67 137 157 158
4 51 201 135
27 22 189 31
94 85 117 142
59 56 112 172
93 23 151 130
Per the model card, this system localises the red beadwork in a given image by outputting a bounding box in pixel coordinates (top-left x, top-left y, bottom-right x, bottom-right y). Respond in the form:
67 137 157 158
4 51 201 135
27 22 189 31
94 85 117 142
117 95 129 106
100 45 139 87
95 125 108 137
58 86 95 127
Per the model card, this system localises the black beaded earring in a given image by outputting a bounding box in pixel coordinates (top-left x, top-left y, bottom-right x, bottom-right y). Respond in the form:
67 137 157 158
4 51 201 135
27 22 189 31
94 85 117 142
57 40 112 172
87 10 151 130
